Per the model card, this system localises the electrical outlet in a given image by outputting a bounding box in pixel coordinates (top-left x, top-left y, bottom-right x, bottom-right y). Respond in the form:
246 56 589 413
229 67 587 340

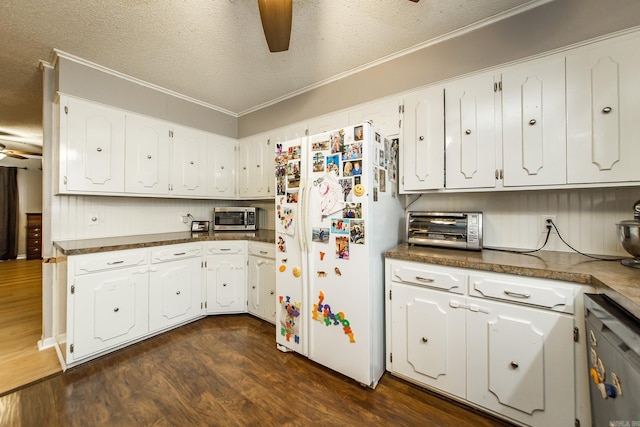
540 215 556 234
179 212 188 224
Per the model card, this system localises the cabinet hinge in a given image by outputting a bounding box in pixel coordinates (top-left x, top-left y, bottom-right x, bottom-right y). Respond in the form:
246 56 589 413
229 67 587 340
169 130 173 138
305 129 309 137
63 176 67 185
70 344 74 353
573 327 579 342
70 285 75 294
64 106 68 114
389 289 392 300
205 301 207 309
575 418 580 427
390 353 392 363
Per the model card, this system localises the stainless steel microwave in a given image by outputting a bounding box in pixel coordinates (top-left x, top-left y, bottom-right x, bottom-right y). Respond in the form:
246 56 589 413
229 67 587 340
213 207 258 231
406 212 482 250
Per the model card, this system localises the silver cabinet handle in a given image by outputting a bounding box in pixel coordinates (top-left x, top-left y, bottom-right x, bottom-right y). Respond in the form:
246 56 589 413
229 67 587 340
190 161 194 165
107 260 124 265
510 361 519 369
602 106 612 113
465 129 472 135
529 119 536 125
113 307 119 312
504 289 531 298
418 135 424 141
223 283 227 287
270 291 275 295
421 337 428 343
173 252 186 256
415 276 434 283
259 250 268 254
97 147 102 152
220 248 231 251
176 290 181 295
147 155 152 159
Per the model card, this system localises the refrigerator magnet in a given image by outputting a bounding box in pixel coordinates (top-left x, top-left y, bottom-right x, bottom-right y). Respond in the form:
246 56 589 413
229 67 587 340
292 266 301 277
353 184 365 197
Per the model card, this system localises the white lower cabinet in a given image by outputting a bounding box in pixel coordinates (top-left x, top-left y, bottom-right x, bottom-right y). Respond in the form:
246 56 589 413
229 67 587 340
385 259 592 427
148 244 204 332
66 249 150 363
205 242 247 314
247 242 276 324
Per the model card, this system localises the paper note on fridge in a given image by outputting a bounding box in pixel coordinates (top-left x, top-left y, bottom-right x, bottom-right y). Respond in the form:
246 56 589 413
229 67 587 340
277 206 296 235
315 173 345 218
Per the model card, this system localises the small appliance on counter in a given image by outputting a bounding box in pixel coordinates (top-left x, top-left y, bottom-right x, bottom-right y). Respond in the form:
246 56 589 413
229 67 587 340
616 199 640 268
406 211 482 250
213 207 258 231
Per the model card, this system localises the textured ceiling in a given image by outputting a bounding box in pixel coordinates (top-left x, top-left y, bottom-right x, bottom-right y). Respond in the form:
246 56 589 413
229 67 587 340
0 0 539 147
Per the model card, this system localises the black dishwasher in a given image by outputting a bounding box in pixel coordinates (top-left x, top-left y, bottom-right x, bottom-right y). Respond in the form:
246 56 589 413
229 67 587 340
584 294 640 426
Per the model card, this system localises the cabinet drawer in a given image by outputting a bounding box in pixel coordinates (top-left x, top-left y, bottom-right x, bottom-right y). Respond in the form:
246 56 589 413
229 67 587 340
248 243 275 258
74 250 149 275
468 273 576 313
27 229 42 239
151 244 203 263
389 262 467 294
207 241 246 255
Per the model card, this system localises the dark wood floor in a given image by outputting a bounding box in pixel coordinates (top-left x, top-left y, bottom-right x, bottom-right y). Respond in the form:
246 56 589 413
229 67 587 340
0 314 514 426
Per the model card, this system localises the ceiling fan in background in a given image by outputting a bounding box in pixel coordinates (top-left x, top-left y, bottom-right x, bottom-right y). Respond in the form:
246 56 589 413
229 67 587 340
257 0 420 53
0 142 42 160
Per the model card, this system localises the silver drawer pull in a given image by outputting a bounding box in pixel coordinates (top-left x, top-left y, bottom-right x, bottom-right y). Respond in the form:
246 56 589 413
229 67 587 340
220 248 231 251
113 307 119 312
510 361 519 369
176 290 181 295
421 337 428 343
415 276 434 283
259 250 268 254
602 106 612 114
504 289 531 298
173 252 186 256
107 260 124 265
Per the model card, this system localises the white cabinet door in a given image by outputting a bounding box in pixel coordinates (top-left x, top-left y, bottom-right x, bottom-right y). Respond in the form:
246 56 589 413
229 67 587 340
170 125 209 197
348 98 401 137
206 254 246 313
149 257 203 332
445 71 498 189
72 265 149 360
400 86 445 192
247 244 276 323
566 33 640 184
61 96 126 193
307 111 349 135
466 298 575 427
390 282 467 399
501 55 566 187
124 114 170 195
238 134 273 198
209 135 237 198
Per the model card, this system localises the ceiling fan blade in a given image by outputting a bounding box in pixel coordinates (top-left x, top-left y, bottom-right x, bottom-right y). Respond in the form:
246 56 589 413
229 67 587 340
5 149 41 156
257 0 292 52
4 152 28 160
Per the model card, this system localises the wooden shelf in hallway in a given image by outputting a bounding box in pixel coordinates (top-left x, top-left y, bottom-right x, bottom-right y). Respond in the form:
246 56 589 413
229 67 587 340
0 259 61 396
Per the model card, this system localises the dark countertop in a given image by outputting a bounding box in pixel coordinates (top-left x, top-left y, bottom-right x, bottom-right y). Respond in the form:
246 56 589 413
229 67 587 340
53 229 276 256
385 243 640 319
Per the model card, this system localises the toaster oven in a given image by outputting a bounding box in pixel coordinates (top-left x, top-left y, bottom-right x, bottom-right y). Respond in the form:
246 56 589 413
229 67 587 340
406 212 482 250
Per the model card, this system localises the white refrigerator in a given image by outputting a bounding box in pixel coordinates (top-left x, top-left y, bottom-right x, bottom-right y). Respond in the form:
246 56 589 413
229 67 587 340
274 122 403 388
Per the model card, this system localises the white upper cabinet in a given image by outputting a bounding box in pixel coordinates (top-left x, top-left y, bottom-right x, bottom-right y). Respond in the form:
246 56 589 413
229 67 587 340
566 32 640 184
170 125 210 197
445 71 499 189
348 98 401 137
124 113 170 195
61 96 126 193
307 111 350 135
400 86 445 192
501 54 566 187
209 134 237 198
238 133 272 199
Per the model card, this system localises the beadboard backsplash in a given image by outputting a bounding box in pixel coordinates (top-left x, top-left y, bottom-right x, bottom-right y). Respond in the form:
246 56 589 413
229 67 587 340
50 196 274 242
407 186 640 256
52 187 639 257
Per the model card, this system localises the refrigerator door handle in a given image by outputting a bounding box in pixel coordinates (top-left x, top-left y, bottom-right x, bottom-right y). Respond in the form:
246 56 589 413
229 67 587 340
302 178 313 253
297 177 307 253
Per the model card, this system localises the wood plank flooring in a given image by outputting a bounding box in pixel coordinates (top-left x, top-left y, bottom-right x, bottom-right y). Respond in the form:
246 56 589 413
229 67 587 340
0 313 515 426
0 259 61 396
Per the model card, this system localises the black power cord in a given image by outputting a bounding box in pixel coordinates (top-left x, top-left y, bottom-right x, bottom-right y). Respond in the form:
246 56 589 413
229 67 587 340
486 219 625 261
